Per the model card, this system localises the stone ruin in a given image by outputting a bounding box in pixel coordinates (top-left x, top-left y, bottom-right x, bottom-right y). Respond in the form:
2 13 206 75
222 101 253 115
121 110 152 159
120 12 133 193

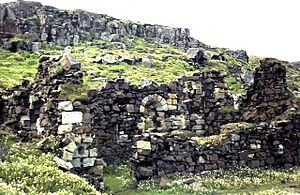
0 50 298 187
0 0 298 190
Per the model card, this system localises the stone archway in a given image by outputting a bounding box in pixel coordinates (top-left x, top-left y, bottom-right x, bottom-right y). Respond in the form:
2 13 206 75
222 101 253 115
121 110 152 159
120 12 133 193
139 94 168 132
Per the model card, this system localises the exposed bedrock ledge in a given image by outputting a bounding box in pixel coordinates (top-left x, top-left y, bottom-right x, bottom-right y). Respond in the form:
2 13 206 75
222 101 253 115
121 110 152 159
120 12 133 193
0 1 199 50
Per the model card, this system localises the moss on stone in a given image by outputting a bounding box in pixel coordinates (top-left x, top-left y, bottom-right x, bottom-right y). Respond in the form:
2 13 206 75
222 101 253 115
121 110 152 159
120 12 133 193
192 122 255 146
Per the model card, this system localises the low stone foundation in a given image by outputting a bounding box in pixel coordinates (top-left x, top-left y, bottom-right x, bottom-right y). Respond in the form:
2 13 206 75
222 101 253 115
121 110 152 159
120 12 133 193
132 114 300 180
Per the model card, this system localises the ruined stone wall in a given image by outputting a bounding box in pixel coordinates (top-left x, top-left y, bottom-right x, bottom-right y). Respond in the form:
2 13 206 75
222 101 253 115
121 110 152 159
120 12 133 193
240 58 291 122
89 71 233 164
131 58 296 180
0 53 294 184
132 115 300 180
0 54 83 136
0 1 200 51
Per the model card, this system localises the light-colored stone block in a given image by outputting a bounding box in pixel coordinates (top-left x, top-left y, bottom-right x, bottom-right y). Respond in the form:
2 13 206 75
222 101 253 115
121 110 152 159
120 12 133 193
54 157 73 170
73 145 89 158
83 157 96 167
72 158 81 168
168 93 177 98
195 119 205 125
57 124 72 135
89 148 98 157
156 104 168 112
118 134 129 142
136 140 151 150
64 141 77 153
62 150 74 161
58 101 73 111
62 111 83 124
140 105 145 113
168 105 177 111
82 136 93 143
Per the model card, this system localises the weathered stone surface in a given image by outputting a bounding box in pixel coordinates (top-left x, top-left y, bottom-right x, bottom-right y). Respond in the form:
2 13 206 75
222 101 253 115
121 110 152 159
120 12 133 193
62 150 74 161
54 157 73 170
57 124 72 134
136 140 151 150
58 101 73 111
186 48 205 64
141 56 152 67
64 141 77 153
89 148 98 157
62 111 83 124
83 157 96 167
71 158 81 168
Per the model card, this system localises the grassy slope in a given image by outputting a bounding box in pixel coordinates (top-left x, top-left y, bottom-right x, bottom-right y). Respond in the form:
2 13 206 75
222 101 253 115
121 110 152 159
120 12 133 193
1 36 300 194
102 163 300 195
0 134 99 194
0 50 39 92
1 37 299 98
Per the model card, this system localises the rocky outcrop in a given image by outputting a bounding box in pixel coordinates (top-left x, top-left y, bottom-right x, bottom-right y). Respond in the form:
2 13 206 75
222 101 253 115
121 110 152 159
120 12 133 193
0 1 199 50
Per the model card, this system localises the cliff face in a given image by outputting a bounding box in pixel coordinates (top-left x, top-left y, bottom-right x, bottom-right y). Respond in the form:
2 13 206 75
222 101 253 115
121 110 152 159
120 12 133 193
0 1 200 50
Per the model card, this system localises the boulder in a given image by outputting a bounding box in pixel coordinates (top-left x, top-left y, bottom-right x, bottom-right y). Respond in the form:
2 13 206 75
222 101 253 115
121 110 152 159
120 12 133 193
186 48 205 64
141 56 152 67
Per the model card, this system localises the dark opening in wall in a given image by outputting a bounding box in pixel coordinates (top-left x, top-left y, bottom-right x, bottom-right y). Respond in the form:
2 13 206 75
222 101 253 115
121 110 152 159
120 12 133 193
77 146 85 155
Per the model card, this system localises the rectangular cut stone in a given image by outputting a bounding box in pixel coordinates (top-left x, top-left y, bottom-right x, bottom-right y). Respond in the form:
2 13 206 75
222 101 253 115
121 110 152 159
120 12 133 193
58 101 73 111
196 119 205 125
62 150 74 161
168 105 177 111
62 111 83 124
73 147 89 158
136 140 151 150
82 136 93 143
156 104 168 111
72 158 81 168
89 148 98 157
57 124 72 134
192 125 204 130
168 93 177 98
83 157 96 167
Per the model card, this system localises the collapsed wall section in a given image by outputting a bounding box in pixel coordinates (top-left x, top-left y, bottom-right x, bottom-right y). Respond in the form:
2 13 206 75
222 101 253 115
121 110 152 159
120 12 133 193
89 71 233 164
132 58 296 180
132 115 300 180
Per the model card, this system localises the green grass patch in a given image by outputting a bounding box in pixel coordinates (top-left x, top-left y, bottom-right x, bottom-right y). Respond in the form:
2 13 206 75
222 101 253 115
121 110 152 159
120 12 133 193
0 50 39 91
0 133 98 194
103 163 136 194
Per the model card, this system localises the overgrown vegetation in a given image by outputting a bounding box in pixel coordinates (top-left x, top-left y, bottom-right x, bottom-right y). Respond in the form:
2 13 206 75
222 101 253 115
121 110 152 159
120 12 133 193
0 50 39 91
103 163 136 194
0 133 99 194
135 168 300 194
72 37 196 86
100 163 300 194
192 122 255 146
